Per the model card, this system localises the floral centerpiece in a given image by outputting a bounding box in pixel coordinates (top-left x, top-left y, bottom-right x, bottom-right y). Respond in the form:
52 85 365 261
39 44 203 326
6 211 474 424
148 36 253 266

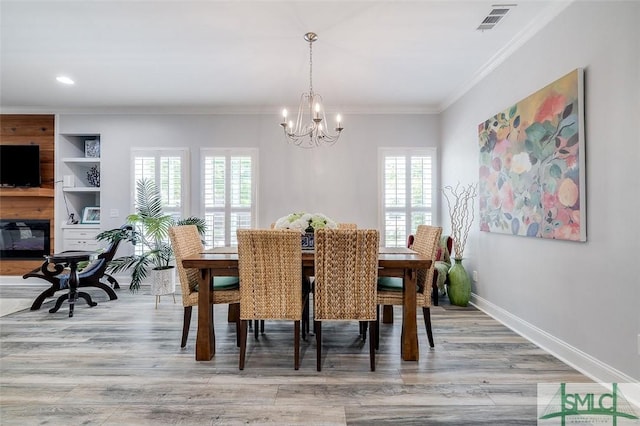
274 212 337 233
274 212 337 249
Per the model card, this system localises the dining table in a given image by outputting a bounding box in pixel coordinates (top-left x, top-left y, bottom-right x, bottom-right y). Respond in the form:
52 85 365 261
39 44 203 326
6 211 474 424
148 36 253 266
181 246 432 362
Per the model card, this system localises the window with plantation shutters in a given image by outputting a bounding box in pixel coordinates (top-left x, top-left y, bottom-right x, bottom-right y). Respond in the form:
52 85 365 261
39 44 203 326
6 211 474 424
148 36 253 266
379 148 436 247
202 148 257 248
131 148 189 254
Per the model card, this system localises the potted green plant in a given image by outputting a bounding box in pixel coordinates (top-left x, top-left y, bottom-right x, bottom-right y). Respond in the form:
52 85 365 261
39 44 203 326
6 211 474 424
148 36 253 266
97 178 206 293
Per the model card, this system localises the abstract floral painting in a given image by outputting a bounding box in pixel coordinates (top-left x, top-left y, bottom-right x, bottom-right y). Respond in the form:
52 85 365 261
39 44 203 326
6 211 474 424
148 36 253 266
478 69 586 241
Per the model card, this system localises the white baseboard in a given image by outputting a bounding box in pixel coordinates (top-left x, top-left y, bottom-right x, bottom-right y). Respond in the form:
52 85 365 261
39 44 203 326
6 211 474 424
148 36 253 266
471 293 638 385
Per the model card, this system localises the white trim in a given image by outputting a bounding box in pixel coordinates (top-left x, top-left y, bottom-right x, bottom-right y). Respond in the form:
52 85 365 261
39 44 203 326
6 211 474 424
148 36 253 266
440 1 575 111
471 293 638 384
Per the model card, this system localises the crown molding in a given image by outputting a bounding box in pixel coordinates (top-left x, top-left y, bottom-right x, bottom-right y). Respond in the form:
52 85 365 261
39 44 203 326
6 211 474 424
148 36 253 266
439 0 575 112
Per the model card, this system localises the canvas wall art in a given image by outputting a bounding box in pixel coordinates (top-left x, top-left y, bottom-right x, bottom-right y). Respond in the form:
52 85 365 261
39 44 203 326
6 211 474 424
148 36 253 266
478 69 586 241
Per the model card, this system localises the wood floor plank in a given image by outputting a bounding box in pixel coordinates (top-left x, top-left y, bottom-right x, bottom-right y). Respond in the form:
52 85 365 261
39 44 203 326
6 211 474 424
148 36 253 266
0 284 592 425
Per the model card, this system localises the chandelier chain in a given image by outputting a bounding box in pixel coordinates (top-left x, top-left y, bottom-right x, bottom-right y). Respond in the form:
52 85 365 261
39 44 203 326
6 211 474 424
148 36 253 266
309 38 313 95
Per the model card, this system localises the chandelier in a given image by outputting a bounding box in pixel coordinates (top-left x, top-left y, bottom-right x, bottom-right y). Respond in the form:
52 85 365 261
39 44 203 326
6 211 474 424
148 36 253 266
280 32 344 148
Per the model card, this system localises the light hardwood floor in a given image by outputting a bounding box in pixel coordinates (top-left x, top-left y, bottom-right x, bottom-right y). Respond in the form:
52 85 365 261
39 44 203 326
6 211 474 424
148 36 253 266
0 284 591 425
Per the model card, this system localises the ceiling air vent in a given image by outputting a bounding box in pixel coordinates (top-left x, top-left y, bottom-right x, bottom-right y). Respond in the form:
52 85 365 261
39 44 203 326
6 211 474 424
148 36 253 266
476 4 516 31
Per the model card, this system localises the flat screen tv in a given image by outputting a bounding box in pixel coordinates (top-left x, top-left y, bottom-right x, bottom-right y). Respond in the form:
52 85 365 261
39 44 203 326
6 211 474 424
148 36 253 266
0 145 41 188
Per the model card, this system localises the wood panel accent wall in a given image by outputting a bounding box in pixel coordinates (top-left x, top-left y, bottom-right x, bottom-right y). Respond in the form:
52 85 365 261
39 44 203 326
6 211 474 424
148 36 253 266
0 114 55 275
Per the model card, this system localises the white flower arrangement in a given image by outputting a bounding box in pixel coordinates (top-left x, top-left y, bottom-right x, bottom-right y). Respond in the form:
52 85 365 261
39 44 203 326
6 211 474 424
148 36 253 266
274 212 337 233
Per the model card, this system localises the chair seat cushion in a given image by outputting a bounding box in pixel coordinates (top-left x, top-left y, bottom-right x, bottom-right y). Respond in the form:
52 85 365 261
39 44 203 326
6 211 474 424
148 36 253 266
191 276 239 292
378 276 421 293
377 276 403 291
434 260 451 295
212 276 239 290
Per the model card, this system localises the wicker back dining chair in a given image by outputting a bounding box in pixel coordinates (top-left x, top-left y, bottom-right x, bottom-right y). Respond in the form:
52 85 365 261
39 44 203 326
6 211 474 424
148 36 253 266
377 225 441 349
169 225 241 348
314 228 380 371
236 229 307 370
337 223 357 229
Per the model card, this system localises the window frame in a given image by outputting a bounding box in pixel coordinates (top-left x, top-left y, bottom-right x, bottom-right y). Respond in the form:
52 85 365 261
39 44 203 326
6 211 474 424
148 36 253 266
200 147 258 248
130 147 190 220
378 147 437 247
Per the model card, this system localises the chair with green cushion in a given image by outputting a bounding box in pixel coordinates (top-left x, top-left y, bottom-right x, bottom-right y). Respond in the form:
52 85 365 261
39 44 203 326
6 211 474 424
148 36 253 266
169 225 240 348
377 225 442 348
433 235 453 305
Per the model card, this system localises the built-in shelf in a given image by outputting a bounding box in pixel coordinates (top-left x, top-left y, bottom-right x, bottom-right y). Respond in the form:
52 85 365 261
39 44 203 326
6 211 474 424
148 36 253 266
61 157 101 163
56 134 102 251
63 187 100 193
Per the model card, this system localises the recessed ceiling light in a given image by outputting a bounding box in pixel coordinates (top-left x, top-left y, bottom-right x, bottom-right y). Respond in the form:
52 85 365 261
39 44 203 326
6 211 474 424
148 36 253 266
56 76 75 85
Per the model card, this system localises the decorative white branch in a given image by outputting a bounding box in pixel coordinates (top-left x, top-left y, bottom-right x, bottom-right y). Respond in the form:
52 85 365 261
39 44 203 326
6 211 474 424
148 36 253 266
443 182 478 260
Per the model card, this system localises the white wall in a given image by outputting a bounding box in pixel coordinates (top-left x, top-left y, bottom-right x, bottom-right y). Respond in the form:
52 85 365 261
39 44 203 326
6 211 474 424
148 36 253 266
440 1 640 381
57 113 439 235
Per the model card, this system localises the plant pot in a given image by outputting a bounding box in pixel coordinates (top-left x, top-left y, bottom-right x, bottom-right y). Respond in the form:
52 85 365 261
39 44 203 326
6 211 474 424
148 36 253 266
448 258 471 307
151 266 176 296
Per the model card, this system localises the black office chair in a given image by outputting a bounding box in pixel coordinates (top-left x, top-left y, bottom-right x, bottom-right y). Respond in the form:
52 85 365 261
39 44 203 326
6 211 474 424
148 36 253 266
24 225 130 311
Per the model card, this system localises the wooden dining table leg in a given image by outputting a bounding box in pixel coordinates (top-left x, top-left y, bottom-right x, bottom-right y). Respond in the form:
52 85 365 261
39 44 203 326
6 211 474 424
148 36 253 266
401 268 419 361
196 268 214 361
382 305 394 323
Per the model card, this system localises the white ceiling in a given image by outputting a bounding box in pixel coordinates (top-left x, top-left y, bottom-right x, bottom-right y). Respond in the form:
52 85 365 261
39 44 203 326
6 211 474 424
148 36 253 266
0 1 572 114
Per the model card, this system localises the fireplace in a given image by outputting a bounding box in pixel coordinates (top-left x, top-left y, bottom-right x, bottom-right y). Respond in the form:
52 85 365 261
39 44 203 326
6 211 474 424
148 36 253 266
0 219 50 260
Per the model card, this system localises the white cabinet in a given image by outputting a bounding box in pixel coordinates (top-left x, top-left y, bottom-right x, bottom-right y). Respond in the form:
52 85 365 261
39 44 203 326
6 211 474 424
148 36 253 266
61 226 102 251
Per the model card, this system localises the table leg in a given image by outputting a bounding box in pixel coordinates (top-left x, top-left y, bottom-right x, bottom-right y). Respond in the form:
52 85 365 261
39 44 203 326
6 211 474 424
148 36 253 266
382 305 394 323
401 268 419 361
196 268 214 360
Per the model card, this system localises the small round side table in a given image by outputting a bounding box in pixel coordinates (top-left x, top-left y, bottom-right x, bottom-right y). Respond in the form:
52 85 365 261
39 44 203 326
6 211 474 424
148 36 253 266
43 251 98 317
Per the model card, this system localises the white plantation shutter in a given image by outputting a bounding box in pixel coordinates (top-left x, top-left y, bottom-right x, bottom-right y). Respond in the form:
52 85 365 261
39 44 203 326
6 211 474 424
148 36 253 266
384 156 407 247
202 149 257 247
380 148 436 247
159 156 183 216
131 148 189 254
134 157 155 182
